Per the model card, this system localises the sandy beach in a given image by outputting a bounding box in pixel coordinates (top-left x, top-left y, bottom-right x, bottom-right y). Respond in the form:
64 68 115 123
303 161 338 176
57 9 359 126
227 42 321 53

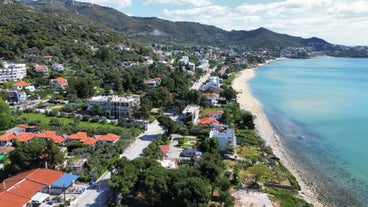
231 61 324 207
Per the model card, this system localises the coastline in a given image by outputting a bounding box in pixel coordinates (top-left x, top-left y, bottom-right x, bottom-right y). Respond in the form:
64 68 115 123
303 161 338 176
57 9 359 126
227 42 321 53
231 60 324 207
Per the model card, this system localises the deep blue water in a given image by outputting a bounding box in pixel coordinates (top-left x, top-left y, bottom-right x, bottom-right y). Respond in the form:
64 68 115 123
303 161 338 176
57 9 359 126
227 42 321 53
248 57 368 206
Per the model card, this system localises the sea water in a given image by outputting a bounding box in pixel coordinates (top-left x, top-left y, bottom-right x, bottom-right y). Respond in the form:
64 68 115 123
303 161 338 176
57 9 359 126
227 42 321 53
248 57 368 206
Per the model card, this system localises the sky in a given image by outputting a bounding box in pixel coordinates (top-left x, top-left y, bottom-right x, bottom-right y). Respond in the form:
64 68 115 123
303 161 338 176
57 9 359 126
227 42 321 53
78 0 368 46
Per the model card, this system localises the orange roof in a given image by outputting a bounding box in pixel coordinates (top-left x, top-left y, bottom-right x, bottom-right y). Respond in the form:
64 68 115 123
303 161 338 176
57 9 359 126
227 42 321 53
201 93 220 98
68 132 88 140
42 55 53 59
12 81 29 87
37 130 57 138
16 133 36 142
97 133 120 143
160 145 170 155
0 133 15 142
54 77 67 81
6 168 64 186
208 110 223 115
0 132 35 142
81 137 98 145
7 179 45 198
0 191 29 207
17 124 36 129
0 168 66 207
48 135 65 144
34 65 48 70
198 117 219 126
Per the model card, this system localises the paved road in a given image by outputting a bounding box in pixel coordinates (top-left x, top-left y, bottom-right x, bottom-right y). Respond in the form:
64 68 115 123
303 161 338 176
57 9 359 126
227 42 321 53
75 171 112 207
167 134 183 159
75 121 164 206
121 120 165 160
190 67 216 90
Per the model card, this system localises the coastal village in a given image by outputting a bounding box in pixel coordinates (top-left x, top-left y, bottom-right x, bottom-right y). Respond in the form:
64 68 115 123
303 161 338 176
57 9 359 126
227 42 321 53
0 1 340 207
0 43 321 207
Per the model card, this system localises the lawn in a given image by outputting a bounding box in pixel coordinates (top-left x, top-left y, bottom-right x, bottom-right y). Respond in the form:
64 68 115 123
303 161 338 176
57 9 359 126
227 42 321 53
179 137 200 148
199 108 223 117
19 112 141 136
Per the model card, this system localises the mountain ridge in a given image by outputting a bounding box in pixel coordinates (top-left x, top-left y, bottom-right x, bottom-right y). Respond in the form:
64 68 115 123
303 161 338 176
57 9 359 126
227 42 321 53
19 0 330 49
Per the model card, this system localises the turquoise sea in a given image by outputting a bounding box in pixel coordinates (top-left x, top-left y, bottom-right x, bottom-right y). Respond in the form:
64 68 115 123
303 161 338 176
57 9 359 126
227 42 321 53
248 57 368 206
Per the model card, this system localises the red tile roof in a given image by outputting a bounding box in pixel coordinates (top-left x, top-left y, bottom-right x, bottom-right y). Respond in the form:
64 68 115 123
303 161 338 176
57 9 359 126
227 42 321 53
7 179 45 198
208 110 224 115
34 65 48 70
67 132 88 140
15 133 37 143
12 81 29 87
96 133 120 143
17 124 37 129
201 93 220 98
0 168 66 207
54 77 67 81
160 145 170 155
81 137 98 145
0 191 29 207
198 117 219 126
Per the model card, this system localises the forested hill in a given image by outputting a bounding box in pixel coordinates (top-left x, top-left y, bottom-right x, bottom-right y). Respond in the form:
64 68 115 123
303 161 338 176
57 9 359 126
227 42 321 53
19 0 330 49
0 1 153 62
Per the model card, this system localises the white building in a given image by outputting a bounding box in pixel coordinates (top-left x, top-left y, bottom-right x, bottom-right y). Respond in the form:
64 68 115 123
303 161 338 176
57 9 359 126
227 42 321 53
0 62 27 83
87 95 140 119
209 124 236 152
51 64 64 71
178 56 189 65
205 76 221 90
12 81 35 92
181 105 200 123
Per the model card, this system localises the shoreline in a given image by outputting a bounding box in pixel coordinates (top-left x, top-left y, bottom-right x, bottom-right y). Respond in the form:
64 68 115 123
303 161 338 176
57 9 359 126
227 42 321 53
231 60 324 207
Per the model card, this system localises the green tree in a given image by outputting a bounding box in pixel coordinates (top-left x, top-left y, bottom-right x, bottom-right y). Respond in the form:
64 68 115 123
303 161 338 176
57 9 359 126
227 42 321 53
91 104 102 115
109 158 138 197
4 140 64 176
198 138 219 154
139 166 169 206
221 87 237 101
157 115 177 134
199 153 224 197
0 98 15 130
249 164 271 185
176 177 211 206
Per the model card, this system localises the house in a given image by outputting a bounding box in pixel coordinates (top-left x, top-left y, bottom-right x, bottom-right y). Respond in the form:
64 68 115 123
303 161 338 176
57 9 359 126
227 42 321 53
50 77 68 89
205 76 221 90
51 63 64 71
0 130 120 146
12 81 35 92
201 93 220 107
208 110 224 120
42 55 53 61
34 65 49 76
144 77 161 88
0 168 79 206
198 117 219 126
209 125 236 152
8 90 26 104
95 133 121 144
181 105 200 123
0 62 27 83
87 95 140 119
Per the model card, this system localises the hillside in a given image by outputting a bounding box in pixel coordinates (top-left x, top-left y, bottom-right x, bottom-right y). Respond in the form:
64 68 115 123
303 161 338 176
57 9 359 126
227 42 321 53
19 0 330 49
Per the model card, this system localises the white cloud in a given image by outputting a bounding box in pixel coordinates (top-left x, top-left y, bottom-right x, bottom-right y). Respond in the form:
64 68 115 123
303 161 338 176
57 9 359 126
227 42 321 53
143 0 211 7
237 0 332 15
79 0 132 9
327 0 368 18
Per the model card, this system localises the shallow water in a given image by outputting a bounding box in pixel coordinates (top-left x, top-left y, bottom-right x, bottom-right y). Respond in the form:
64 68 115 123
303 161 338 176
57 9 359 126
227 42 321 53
249 57 368 206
